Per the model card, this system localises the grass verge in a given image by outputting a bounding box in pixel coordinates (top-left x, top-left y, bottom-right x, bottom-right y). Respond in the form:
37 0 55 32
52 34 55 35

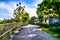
41 27 60 39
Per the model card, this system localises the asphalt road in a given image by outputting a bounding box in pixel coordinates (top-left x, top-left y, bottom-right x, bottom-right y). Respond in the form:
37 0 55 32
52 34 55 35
9 24 59 40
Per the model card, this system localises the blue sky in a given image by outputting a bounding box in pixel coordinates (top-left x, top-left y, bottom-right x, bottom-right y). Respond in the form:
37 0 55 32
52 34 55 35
0 0 42 20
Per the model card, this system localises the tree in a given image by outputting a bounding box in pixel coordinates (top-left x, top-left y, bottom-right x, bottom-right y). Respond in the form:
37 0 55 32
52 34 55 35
38 12 44 23
36 0 60 23
13 3 29 22
6 18 14 23
22 12 29 22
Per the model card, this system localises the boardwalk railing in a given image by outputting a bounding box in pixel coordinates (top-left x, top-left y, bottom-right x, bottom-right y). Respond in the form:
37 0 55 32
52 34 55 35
0 22 28 40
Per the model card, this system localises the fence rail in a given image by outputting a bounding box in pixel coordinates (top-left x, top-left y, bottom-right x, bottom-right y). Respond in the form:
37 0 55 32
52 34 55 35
0 22 28 40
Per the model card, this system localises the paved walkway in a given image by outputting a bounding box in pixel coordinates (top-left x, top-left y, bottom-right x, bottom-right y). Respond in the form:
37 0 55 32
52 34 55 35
9 24 59 40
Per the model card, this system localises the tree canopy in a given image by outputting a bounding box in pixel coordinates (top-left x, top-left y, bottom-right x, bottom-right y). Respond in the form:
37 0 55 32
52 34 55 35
13 3 29 22
36 0 60 20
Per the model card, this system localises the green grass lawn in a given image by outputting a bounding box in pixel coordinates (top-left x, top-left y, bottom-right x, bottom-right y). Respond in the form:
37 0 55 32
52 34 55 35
41 27 60 39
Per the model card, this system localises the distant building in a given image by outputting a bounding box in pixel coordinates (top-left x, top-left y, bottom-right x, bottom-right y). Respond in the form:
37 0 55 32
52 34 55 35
45 16 59 25
34 19 39 24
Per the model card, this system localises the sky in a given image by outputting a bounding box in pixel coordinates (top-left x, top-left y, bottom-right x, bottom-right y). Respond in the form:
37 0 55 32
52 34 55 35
0 0 42 20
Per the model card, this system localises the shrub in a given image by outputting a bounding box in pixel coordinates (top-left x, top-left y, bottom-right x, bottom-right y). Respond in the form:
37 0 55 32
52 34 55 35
39 22 49 28
49 26 60 33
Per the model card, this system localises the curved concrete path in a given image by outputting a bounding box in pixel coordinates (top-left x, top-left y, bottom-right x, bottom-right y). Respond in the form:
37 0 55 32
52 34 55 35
9 24 59 40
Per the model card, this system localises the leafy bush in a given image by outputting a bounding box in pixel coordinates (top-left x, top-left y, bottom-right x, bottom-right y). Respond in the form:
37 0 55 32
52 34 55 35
39 22 49 28
49 26 60 33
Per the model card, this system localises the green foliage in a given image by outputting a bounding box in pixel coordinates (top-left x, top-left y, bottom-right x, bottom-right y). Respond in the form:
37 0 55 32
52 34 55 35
0 18 7 24
13 3 29 22
49 26 60 33
42 27 60 39
0 18 15 24
39 22 48 28
36 0 60 21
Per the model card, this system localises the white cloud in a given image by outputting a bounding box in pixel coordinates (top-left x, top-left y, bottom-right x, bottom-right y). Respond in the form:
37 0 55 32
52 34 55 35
33 0 42 7
0 2 17 20
25 7 37 17
22 0 42 17
20 1 37 17
0 0 42 20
